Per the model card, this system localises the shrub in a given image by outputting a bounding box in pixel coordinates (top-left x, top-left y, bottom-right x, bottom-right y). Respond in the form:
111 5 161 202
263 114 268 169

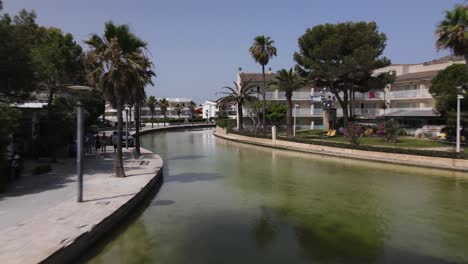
343 122 363 145
384 120 400 143
32 164 52 175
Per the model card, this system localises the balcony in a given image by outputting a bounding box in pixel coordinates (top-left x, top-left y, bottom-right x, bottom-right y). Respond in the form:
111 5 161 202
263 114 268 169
385 107 433 114
389 89 431 99
354 108 385 116
353 92 385 100
265 92 318 100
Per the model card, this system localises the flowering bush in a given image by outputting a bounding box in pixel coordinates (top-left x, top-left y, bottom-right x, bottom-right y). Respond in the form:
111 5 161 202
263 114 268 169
343 122 363 145
376 120 400 143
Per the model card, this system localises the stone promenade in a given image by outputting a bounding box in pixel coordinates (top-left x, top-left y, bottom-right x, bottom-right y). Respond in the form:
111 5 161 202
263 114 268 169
0 147 163 264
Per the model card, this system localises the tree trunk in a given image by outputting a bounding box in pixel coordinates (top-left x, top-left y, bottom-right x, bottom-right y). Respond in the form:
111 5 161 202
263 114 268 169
47 85 57 163
238 103 244 131
464 52 468 77
115 105 125 177
286 96 293 137
349 87 354 119
134 105 141 157
151 111 154 128
262 65 266 136
129 106 132 131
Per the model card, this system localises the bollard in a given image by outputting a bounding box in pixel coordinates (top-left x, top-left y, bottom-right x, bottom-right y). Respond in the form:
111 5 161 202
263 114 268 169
272 126 277 145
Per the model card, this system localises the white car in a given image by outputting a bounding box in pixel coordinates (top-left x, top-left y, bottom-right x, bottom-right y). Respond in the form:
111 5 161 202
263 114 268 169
111 131 135 147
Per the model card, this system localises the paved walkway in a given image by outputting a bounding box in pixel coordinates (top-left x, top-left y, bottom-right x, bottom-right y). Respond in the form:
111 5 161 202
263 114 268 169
0 146 162 264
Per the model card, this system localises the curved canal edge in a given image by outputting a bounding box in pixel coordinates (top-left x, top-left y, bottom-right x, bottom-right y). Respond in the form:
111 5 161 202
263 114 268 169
0 148 163 264
214 127 468 172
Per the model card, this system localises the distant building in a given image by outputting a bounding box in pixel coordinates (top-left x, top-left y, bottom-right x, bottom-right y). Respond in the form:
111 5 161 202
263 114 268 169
236 55 464 131
201 100 236 119
104 97 194 125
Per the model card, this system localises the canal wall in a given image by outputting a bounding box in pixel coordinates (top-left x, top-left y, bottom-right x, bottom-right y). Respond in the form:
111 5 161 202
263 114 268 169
136 123 216 136
0 148 163 264
214 127 468 172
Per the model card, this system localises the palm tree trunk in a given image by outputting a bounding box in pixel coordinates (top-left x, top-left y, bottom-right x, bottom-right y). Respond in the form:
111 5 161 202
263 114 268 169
349 87 354 119
151 111 154 128
47 84 57 163
135 105 141 157
115 105 125 177
262 65 266 136
286 96 293 137
238 103 244 131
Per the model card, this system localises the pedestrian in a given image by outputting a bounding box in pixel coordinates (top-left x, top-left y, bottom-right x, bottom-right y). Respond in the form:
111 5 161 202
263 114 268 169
94 134 101 158
85 131 94 155
101 132 108 153
111 132 117 152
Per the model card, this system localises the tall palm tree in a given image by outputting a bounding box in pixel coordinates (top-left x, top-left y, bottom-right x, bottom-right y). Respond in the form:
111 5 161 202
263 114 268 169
189 101 196 119
269 68 306 137
175 103 182 119
129 56 155 156
249 35 277 134
84 21 150 177
158 98 169 127
147 96 157 128
437 4 468 72
217 81 258 131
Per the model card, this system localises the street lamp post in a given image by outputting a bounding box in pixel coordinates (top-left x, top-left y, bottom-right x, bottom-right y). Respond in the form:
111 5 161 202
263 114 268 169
76 100 84 202
293 104 299 137
457 93 464 153
125 106 129 150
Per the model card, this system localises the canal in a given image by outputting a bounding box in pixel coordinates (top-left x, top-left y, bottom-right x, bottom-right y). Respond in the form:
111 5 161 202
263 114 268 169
87 128 468 264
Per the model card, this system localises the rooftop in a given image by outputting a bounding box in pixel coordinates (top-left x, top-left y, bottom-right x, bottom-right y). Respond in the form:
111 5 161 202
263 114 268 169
238 72 277 83
395 70 440 83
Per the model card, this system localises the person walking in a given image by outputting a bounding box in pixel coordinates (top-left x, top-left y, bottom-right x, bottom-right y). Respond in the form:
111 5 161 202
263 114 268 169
111 132 118 153
94 134 101 158
101 132 108 153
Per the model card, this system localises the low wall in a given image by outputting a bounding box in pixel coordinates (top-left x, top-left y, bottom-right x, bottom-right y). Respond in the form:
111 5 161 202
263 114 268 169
214 127 468 172
137 124 215 136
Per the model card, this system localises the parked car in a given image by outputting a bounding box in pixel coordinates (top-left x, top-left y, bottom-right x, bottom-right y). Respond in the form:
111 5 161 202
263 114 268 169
111 131 135 147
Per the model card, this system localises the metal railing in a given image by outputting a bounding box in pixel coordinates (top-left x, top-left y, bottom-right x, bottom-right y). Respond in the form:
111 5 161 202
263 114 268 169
389 89 431 99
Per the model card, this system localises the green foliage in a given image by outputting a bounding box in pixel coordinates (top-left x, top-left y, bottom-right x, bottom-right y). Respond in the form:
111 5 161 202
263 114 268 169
383 120 400 143
343 122 363 145
249 35 277 67
436 5 468 57
430 64 468 114
294 21 393 124
32 164 52 175
0 9 38 103
266 103 286 127
0 105 21 191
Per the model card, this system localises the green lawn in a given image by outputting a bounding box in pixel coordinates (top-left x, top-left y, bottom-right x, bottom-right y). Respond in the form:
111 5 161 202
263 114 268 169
295 130 452 149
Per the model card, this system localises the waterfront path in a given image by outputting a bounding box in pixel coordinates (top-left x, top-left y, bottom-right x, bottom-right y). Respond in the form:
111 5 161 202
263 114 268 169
0 147 163 264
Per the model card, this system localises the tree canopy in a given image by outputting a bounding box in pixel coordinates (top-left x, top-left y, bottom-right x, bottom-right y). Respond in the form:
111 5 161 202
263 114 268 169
294 21 393 125
430 64 468 115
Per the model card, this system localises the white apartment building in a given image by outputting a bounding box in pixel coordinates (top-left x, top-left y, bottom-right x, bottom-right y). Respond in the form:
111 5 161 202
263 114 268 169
104 97 194 125
236 55 464 130
202 100 237 119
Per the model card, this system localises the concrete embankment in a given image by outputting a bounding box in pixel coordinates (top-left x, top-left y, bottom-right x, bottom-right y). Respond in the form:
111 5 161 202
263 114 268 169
214 127 468 172
0 148 163 264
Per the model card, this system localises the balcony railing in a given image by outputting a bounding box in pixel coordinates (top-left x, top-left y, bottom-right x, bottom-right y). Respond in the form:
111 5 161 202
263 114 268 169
353 92 385 100
354 108 385 116
265 92 317 100
385 107 433 114
389 89 431 99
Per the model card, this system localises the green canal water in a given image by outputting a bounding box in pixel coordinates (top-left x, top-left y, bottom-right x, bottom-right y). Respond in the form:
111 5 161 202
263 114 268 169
87 128 468 264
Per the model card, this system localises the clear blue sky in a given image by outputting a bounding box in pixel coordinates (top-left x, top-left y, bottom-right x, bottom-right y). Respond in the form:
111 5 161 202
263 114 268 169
3 0 462 103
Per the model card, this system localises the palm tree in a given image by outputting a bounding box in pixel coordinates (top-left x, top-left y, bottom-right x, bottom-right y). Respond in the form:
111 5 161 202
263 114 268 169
189 101 196 119
249 35 277 134
217 81 258 131
147 96 157 128
84 21 151 177
437 4 468 72
175 103 182 119
158 98 169 127
269 68 306 137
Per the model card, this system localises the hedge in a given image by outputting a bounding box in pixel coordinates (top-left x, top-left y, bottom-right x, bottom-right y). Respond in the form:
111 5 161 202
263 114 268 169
227 129 468 160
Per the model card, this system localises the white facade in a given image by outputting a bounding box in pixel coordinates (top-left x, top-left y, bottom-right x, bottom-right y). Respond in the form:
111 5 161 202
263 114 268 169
104 97 194 124
237 55 465 130
201 100 237 119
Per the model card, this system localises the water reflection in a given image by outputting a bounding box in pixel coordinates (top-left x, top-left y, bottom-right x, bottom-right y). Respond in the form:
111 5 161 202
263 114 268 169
87 129 468 264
